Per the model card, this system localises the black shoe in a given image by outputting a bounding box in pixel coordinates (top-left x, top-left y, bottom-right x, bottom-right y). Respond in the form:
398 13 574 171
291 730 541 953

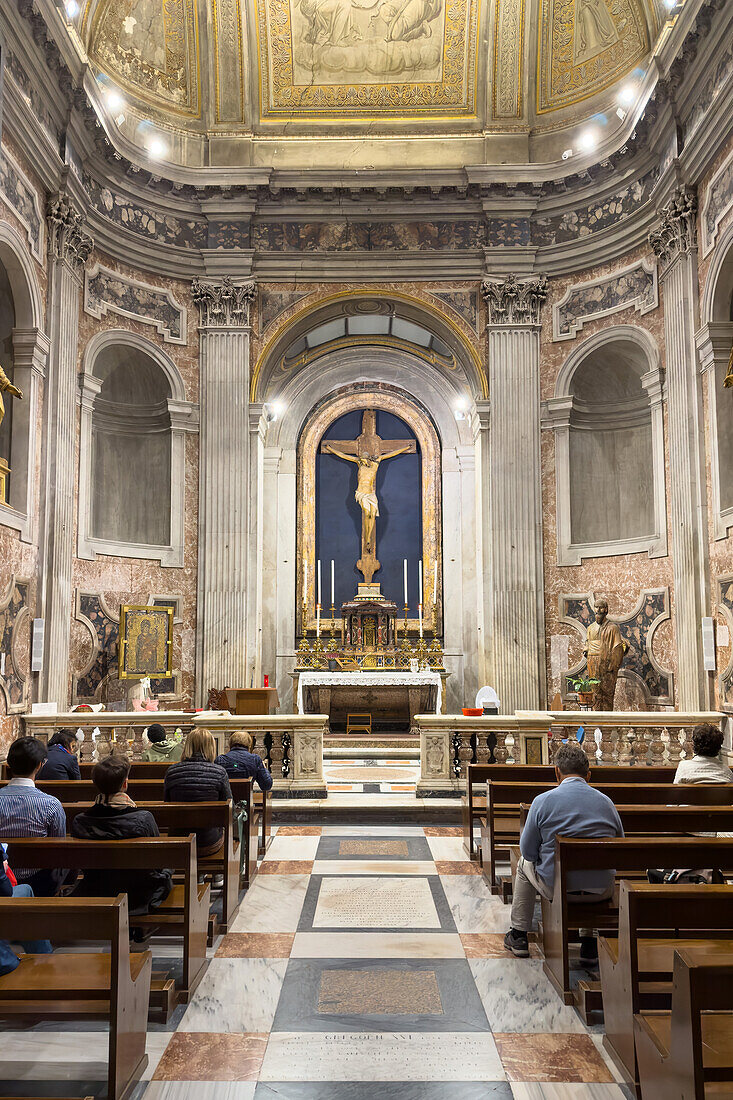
504 928 530 958
579 936 598 965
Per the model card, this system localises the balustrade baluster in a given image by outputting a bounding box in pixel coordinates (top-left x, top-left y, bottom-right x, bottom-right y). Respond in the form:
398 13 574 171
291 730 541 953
281 732 291 779
505 732 516 765
487 731 497 764
458 734 473 778
269 732 283 777
493 729 508 766
131 724 144 762
618 725 634 766
451 731 462 778
660 727 671 765
475 733 490 764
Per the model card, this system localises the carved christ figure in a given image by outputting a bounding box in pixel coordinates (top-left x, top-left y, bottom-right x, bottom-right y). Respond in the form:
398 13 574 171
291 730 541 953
0 362 23 432
321 409 416 584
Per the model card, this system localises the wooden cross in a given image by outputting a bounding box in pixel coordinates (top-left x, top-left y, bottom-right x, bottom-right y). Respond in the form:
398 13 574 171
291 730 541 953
321 409 416 585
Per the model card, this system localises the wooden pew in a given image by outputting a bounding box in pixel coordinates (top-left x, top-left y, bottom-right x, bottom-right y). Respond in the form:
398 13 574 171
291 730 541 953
634 947 733 1100
4 836 209 1001
481 781 733 895
599 881 733 1089
463 763 679 860
0 894 150 1100
61 801 246 932
542 836 733 1005
1 776 266 887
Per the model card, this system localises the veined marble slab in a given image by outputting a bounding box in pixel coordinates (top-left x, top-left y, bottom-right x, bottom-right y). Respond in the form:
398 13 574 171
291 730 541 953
312 876 442 929
311 860 436 876
0 1031 172 1079
230 875 311 933
179 957 289 1032
470 960 585 1033
320 826 425 837
145 1085 257 1100
440 875 512 933
291 932 465 958
510 1086 633 1100
426 837 469 861
259 1032 506 1081
264 835 322 861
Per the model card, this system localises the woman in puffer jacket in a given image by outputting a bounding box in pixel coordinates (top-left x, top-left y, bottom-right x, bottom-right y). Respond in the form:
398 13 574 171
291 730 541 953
163 729 232 855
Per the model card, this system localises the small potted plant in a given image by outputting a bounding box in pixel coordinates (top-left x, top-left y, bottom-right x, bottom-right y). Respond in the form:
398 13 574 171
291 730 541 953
566 675 600 706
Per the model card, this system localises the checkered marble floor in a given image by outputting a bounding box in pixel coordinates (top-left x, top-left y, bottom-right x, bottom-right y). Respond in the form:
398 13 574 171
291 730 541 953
323 757 420 793
0 825 633 1099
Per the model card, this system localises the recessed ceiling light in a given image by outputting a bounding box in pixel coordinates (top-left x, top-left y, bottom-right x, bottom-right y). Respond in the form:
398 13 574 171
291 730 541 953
578 129 597 152
148 137 167 159
106 90 124 113
617 84 635 106
616 108 627 121
65 0 79 16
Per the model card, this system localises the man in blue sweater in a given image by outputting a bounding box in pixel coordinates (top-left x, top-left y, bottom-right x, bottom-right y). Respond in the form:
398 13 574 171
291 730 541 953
504 742 623 961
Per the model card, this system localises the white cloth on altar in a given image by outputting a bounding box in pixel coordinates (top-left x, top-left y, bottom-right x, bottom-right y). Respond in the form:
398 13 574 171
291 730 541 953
297 670 442 715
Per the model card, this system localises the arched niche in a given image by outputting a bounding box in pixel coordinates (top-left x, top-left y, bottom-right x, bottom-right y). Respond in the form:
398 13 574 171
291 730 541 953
697 219 733 538
543 325 666 565
78 330 197 566
0 222 48 541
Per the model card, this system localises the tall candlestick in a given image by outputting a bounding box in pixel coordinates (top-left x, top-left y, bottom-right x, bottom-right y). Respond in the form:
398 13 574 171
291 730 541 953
403 559 408 605
317 559 322 607
316 602 321 638
419 602 423 639
331 559 335 606
433 560 438 602
419 559 423 606
304 557 308 601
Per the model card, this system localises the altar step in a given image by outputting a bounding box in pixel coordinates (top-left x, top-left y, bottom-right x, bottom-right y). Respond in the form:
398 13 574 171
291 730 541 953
324 736 418 750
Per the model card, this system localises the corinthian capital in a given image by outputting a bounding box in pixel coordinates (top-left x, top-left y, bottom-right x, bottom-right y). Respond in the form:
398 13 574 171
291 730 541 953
481 273 547 326
192 277 256 328
649 186 697 273
47 192 94 268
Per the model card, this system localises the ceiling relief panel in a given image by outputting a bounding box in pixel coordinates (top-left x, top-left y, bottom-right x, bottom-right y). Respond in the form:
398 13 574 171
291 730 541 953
86 0 201 118
213 0 246 123
493 0 525 120
256 0 480 117
537 0 650 113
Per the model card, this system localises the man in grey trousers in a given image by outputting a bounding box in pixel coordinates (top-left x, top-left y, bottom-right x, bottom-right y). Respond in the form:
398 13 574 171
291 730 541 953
504 742 624 962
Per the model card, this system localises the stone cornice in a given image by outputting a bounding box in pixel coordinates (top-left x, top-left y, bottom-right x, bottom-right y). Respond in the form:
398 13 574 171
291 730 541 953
192 278 256 329
481 274 547 327
649 186 698 274
46 191 94 268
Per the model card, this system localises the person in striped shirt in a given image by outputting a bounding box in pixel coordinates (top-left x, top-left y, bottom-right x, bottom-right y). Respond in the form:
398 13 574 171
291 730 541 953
0 737 66 896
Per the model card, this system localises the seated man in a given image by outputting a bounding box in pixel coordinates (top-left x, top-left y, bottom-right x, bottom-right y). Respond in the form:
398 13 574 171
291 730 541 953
215 731 273 791
0 844 53 975
0 737 67 897
504 742 624 961
141 723 183 763
71 755 172 916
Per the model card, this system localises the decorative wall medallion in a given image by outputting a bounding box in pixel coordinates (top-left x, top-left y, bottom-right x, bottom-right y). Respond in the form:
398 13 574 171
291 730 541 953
256 0 479 117
538 0 650 113
493 0 524 118
558 588 673 705
429 289 479 332
552 259 658 340
701 150 733 258
259 288 311 332
85 264 187 343
0 576 30 713
0 145 44 261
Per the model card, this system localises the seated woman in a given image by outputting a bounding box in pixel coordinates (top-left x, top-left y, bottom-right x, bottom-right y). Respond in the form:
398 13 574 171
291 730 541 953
164 730 232 856
674 723 733 785
37 729 81 780
141 723 183 763
71 755 172 915
215 731 273 791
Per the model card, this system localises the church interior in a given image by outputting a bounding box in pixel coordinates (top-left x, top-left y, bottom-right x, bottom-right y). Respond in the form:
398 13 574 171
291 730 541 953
1 0 733 1094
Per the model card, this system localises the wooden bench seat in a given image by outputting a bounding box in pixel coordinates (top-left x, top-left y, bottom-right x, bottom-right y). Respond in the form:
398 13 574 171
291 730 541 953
0 895 150 1100
598 881 733 1091
634 947 733 1100
542 836 733 1005
4 835 209 1001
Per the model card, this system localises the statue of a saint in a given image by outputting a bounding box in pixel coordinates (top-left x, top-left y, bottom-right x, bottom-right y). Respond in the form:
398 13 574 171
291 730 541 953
584 598 627 711
0 363 23 430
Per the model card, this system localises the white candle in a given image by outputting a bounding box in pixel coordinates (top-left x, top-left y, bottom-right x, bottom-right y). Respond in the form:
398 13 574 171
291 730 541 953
419 603 423 638
331 559 335 606
316 603 321 637
433 560 438 602
317 559 322 607
419 559 423 607
403 559 408 605
304 557 308 600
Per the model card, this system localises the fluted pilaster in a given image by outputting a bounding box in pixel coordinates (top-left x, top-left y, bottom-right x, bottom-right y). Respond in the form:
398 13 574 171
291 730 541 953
194 278 257 699
649 188 708 708
482 275 547 712
38 192 93 704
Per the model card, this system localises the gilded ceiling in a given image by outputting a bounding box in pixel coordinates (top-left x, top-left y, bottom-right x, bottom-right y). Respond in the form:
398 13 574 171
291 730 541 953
78 0 662 151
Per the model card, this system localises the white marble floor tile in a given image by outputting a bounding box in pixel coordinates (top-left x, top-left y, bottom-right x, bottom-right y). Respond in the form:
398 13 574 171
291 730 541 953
229 875 311 933
291 931 465 958
264 835 321 861
259 1032 506 1081
426 837 469 861
320 825 425 836
511 1086 632 1100
312 876 441 929
470 959 585 1033
0 1031 172 1080
440 875 511 933
311 860 436 876
143 1085 257 1100
179 957 289 1033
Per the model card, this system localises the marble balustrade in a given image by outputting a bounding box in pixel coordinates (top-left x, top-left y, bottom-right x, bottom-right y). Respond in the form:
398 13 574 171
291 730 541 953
416 710 730 794
19 710 328 797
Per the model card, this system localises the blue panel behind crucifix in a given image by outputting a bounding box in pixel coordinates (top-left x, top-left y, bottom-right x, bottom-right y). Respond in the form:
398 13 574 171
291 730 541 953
316 409 422 609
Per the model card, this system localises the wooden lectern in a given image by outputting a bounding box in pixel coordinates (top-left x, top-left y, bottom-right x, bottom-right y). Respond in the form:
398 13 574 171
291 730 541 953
225 687 280 715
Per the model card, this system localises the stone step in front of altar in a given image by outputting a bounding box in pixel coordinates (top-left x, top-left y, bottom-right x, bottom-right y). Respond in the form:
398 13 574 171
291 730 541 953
272 793 461 825
325 745 420 759
324 735 419 750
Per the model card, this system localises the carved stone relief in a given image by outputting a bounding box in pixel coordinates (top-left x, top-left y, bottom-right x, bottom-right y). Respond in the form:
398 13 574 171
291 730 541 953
701 150 733 257
259 288 311 333
429 289 479 332
493 0 525 118
0 145 44 261
192 278 256 327
482 273 547 325
425 733 447 777
552 259 658 340
0 576 30 714
85 264 187 343
649 186 698 274
716 575 733 704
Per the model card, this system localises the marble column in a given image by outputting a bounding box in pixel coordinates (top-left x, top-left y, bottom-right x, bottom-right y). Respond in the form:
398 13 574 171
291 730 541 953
193 277 256 703
481 274 548 713
37 193 93 704
650 187 709 708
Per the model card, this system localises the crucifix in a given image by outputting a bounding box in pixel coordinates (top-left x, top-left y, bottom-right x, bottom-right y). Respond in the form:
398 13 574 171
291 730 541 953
321 409 416 585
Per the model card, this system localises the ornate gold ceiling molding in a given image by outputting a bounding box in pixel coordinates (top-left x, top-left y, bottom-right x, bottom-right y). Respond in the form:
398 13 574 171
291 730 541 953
493 0 525 119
